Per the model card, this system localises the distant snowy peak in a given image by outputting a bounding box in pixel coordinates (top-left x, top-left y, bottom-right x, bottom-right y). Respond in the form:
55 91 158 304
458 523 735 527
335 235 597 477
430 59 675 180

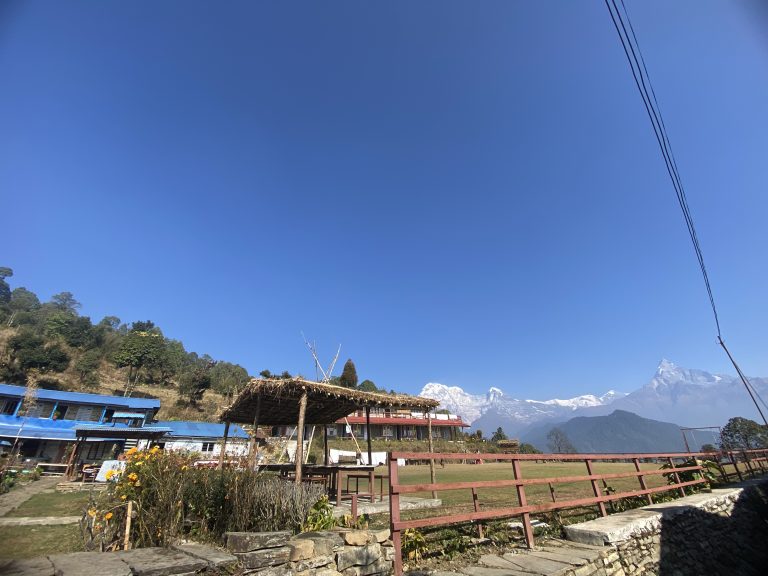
419 382 625 424
648 359 724 390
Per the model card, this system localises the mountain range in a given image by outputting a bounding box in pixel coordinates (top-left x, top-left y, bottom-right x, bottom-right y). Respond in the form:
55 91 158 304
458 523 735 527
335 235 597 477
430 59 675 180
420 359 768 437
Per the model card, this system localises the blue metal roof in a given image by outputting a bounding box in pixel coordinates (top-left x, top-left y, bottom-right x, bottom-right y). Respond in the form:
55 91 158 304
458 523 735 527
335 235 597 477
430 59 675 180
0 414 83 441
158 420 249 440
0 384 160 410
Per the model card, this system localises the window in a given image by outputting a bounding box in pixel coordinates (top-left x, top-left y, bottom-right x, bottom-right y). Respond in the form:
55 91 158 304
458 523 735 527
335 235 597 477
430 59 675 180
74 405 100 422
53 405 70 420
383 425 393 437
27 402 55 418
1 399 19 415
201 442 215 452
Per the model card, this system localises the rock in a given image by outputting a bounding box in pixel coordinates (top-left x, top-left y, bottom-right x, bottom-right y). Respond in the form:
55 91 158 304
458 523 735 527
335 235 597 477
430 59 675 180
115 547 208 576
49 552 132 576
293 555 334 571
289 538 315 561
226 531 292 553
246 565 293 576
171 543 238 568
295 531 345 556
343 531 371 546
341 558 391 576
312 569 344 576
371 529 391 544
0 556 55 576
237 546 293 569
336 544 382 572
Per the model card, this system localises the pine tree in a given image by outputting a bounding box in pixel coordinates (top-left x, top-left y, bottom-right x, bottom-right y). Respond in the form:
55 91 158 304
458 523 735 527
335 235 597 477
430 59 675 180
339 359 358 389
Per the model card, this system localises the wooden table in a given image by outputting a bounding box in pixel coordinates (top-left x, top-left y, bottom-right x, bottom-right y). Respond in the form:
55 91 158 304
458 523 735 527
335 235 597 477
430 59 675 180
258 463 377 503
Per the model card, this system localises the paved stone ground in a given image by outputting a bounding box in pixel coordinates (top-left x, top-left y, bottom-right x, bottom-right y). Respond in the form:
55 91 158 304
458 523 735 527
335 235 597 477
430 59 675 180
0 515 81 526
0 543 238 576
431 539 611 576
0 477 60 517
333 495 442 517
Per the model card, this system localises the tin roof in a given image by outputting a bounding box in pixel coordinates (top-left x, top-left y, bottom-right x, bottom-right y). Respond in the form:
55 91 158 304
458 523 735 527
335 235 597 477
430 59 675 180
0 384 160 410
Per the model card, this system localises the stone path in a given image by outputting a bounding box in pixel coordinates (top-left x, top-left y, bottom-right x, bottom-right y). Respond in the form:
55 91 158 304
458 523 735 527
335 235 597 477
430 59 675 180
432 539 616 576
0 477 60 517
0 543 238 576
0 515 81 526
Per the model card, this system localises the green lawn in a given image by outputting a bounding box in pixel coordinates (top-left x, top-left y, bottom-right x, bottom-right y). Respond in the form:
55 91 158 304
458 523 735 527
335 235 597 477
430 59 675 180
6 491 92 518
0 525 82 560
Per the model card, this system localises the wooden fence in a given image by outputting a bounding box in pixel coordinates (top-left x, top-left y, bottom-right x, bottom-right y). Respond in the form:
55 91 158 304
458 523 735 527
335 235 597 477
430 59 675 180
387 448 768 576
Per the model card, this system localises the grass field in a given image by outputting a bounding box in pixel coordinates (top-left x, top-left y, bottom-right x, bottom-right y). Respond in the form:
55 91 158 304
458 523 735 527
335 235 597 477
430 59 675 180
0 525 81 560
6 491 92 518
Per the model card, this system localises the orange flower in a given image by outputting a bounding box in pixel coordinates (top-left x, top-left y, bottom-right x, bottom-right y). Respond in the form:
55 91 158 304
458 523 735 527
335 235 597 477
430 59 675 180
105 512 113 521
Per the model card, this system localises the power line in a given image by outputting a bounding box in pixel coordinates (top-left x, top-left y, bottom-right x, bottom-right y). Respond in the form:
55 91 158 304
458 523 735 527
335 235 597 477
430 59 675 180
603 0 767 426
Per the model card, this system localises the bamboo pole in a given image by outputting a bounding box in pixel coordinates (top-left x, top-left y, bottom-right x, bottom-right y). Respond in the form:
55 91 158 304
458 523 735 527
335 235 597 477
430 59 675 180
295 391 308 484
124 501 133 550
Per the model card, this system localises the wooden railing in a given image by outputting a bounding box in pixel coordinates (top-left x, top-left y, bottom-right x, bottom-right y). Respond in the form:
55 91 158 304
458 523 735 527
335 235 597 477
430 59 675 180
387 449 768 576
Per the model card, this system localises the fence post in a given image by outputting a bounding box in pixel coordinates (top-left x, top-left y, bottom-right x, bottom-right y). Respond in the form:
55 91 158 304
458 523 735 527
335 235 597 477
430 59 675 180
742 451 755 477
389 454 403 576
633 458 653 505
512 459 534 549
471 487 484 539
666 457 686 497
728 451 743 482
585 459 607 517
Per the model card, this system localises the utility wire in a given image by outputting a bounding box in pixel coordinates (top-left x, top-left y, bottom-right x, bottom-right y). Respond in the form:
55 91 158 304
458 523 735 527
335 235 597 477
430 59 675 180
603 0 767 426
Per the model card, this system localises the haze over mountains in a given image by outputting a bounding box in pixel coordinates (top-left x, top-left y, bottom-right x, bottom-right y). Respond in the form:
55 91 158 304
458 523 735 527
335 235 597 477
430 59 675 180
420 359 768 436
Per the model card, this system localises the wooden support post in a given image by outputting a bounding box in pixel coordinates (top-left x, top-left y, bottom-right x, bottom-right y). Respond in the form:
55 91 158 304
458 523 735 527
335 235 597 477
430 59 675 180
324 424 330 466
634 458 653 505
365 406 373 466
248 395 262 468
217 421 230 470
585 459 608 517
427 411 436 499
65 438 82 480
388 454 403 576
512 459 534 549
295 391 308 484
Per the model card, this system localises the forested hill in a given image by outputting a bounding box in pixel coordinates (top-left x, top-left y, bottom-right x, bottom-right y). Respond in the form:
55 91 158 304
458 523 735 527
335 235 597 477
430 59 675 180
0 267 254 421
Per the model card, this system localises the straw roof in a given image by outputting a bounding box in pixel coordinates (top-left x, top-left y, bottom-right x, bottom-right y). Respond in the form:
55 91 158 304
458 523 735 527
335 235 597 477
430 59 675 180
219 377 439 426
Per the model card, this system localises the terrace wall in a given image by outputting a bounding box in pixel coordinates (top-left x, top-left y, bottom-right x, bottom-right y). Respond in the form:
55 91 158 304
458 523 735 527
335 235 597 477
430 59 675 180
562 478 768 576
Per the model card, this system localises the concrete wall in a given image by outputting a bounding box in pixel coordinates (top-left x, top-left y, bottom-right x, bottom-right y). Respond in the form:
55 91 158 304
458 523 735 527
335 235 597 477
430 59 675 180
562 479 768 576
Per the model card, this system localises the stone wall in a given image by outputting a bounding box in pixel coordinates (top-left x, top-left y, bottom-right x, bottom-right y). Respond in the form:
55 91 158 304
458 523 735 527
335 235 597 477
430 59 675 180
561 479 768 576
226 528 394 576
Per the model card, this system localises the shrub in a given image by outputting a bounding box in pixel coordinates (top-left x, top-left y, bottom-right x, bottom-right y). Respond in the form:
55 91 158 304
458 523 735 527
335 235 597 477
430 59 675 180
83 447 325 550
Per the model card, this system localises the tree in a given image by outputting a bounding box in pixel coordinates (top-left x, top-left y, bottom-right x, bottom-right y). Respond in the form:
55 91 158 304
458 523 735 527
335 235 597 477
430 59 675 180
491 427 508 442
259 369 273 379
474 430 483 440
0 267 12 304
210 362 250 397
177 359 214 406
74 349 101 386
720 417 768 450
547 427 576 453
113 330 167 395
339 359 358 389
50 292 81 314
7 331 70 374
700 443 717 453
519 443 542 454
358 379 378 392
98 316 121 331
10 287 39 312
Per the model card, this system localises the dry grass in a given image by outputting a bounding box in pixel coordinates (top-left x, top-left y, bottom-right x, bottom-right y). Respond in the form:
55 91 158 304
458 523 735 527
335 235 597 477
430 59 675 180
6 491 91 518
0 525 81 560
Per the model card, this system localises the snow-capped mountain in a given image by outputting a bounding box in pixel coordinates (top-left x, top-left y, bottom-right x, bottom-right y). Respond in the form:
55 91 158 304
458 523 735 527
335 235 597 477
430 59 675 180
420 381 626 435
420 359 768 435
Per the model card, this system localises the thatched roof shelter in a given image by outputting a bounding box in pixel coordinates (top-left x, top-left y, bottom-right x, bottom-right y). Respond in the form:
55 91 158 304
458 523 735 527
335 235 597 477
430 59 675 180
219 377 438 425
217 378 440 480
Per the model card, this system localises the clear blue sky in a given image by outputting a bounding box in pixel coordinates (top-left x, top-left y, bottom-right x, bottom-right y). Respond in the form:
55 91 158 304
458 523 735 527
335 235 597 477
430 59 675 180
3 1 768 398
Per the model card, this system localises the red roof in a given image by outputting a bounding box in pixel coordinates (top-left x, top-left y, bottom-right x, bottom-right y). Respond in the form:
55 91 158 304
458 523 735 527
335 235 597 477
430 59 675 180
338 416 469 427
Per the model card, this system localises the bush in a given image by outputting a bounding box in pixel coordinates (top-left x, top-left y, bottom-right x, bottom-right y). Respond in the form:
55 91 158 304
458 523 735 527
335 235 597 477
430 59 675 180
83 448 326 551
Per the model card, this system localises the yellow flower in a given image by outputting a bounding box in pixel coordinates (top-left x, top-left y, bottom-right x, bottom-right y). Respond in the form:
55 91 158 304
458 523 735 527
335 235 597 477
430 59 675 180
181 465 188 471
126 447 138 456
105 469 117 481
120 495 127 500
135 461 143 466
150 446 160 454
105 512 113 521
128 473 139 483
87 508 96 517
